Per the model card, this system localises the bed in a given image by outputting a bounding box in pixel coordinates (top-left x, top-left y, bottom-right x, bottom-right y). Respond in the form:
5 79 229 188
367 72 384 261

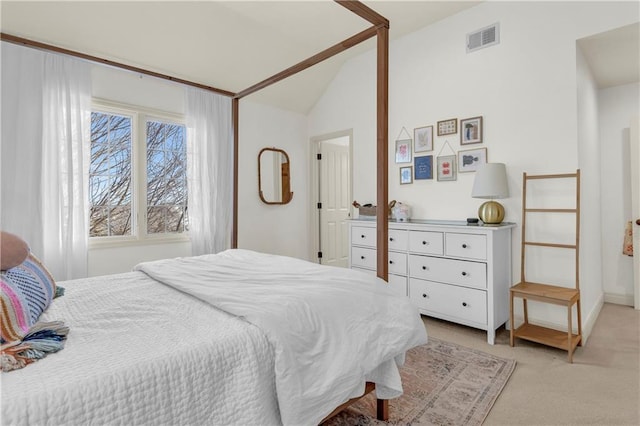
2 248 427 425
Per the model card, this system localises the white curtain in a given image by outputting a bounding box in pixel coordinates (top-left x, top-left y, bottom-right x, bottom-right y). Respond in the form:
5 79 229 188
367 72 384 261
41 52 92 280
1 42 91 280
185 87 233 255
1 43 46 258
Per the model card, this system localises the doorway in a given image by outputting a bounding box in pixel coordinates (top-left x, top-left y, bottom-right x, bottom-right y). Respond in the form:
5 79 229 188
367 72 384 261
311 132 352 267
631 115 640 309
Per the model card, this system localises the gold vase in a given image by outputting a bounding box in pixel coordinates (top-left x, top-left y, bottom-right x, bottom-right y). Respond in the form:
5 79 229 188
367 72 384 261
478 200 504 224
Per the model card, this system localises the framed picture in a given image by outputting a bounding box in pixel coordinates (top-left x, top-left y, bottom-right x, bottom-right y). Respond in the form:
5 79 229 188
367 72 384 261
460 116 483 145
437 118 457 136
413 125 433 153
414 155 433 180
458 147 487 173
437 155 457 181
395 139 412 163
399 166 413 184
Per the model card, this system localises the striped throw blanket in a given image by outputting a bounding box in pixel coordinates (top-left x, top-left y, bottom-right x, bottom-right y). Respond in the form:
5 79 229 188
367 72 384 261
1 254 68 372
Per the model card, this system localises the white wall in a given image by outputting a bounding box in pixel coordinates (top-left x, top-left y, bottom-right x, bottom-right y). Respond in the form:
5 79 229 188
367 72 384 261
576 45 604 333
308 1 638 338
76 64 312 275
238 99 310 259
599 82 639 305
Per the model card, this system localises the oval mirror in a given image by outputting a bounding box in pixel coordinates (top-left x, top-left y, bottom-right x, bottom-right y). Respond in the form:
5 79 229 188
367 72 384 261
258 147 293 205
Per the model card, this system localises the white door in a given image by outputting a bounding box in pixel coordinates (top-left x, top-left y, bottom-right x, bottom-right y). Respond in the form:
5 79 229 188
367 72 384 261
318 137 351 267
631 115 640 310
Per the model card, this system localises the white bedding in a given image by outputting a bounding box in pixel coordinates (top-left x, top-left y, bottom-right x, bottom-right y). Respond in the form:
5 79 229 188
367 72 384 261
1 249 427 426
1 270 280 425
135 249 428 425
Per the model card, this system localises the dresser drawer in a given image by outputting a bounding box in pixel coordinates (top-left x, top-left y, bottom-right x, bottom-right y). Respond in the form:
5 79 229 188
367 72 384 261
351 247 376 270
408 231 443 255
387 274 408 297
409 278 487 326
388 229 408 251
351 226 377 248
388 251 407 275
352 266 375 276
408 254 487 289
445 233 487 260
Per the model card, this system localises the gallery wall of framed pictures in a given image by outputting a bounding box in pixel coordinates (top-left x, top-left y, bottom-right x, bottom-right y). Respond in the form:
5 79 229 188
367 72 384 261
394 115 486 184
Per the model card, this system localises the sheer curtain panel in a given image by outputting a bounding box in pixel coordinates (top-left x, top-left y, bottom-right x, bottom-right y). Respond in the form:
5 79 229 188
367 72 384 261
185 88 233 255
41 53 92 280
1 43 46 258
0 43 91 280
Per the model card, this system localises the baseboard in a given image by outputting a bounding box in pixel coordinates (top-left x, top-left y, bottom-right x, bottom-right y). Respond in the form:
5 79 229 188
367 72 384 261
603 292 634 307
581 293 604 345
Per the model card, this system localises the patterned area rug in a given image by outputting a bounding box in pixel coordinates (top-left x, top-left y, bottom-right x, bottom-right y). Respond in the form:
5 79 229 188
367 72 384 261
323 338 516 426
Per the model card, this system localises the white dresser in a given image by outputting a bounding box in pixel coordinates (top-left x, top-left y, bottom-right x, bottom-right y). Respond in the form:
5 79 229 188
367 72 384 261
348 219 515 344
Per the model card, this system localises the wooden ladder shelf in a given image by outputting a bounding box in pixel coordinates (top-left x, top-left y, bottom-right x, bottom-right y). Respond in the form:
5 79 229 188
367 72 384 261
509 170 582 362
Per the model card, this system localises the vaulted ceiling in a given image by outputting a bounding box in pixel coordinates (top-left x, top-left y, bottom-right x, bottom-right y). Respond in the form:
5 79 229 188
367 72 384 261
1 1 480 113
2 1 638 114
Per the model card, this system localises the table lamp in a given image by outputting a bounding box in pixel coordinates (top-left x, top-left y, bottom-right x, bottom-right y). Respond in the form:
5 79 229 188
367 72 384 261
471 163 509 224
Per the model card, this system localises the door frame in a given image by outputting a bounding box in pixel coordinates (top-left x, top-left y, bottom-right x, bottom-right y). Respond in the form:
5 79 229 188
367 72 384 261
309 129 353 263
631 115 640 310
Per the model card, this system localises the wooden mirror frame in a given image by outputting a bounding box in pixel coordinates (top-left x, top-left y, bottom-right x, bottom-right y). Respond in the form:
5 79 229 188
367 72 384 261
258 147 293 205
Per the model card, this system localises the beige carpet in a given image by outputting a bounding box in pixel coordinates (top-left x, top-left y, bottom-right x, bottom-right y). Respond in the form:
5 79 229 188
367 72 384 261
323 338 516 426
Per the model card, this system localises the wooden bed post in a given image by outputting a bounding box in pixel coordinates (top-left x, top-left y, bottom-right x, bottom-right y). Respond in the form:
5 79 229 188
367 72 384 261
232 97 239 248
376 24 389 283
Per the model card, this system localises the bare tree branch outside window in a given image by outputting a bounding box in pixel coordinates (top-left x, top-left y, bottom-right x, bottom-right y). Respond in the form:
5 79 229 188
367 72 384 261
89 112 132 237
146 121 188 234
89 111 188 238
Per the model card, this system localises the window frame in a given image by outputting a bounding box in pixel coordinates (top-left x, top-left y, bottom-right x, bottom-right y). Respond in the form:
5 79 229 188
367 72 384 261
89 99 189 248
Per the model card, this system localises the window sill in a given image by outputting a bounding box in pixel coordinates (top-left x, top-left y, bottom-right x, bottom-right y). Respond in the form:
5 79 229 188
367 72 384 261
89 234 190 250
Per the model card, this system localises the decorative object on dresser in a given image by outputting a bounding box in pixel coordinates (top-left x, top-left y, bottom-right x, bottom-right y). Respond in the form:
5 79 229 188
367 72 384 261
510 170 582 363
348 219 515 344
390 202 411 222
460 116 483 145
471 162 510 224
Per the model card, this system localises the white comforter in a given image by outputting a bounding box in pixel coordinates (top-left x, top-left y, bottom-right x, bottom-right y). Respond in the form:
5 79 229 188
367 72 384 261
1 270 280 426
135 249 428 426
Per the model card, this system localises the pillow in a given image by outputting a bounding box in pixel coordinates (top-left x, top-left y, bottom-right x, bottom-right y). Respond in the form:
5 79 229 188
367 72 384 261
0 232 30 271
2 254 57 328
1 253 68 372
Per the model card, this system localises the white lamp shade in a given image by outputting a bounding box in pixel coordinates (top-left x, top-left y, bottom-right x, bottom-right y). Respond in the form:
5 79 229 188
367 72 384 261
471 163 509 199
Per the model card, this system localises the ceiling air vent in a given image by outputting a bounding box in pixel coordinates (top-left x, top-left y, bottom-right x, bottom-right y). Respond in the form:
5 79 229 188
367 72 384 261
467 23 500 53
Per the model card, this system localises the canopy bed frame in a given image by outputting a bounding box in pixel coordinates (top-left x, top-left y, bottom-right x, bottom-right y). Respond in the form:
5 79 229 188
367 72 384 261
1 0 394 421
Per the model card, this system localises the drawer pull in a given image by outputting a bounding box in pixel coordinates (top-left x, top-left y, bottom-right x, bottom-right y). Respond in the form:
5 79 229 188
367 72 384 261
390 237 394 242
389 260 394 264
462 302 468 307
422 265 429 271
360 256 365 260
422 241 429 245
422 293 429 299
360 235 366 239
461 271 467 276
462 243 468 248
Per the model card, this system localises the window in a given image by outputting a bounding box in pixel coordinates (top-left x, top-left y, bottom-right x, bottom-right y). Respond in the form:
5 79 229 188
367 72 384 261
89 102 188 241
145 121 188 234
